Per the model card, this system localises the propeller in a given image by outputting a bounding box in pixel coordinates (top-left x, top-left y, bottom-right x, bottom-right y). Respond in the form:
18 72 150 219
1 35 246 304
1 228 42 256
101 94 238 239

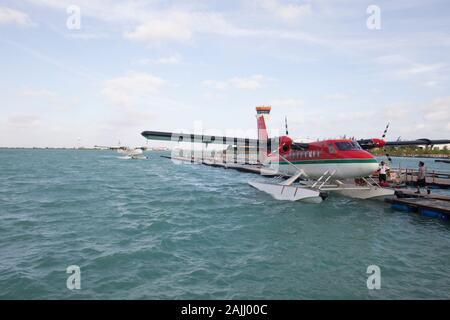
381 123 389 139
285 116 289 136
381 123 392 163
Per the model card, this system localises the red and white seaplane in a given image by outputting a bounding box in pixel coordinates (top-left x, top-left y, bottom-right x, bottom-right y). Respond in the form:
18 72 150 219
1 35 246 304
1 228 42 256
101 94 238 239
141 106 449 203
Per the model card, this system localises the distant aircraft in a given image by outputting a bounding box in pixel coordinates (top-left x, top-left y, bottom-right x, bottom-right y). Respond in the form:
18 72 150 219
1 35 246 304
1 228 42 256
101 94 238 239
94 145 148 159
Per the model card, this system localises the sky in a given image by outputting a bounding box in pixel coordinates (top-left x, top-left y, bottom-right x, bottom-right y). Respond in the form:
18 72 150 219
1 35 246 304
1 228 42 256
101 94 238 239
0 0 449 148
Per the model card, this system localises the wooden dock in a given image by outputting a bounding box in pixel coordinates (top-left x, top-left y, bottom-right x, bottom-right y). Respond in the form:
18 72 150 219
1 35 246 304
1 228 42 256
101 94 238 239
394 190 450 201
385 197 449 220
387 168 450 189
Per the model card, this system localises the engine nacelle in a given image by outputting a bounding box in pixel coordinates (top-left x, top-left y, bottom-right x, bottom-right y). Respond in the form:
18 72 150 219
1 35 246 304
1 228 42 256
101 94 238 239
279 136 293 154
371 138 386 148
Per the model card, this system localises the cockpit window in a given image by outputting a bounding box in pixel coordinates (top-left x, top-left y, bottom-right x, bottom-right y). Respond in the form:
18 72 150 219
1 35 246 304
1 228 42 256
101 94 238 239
335 141 362 151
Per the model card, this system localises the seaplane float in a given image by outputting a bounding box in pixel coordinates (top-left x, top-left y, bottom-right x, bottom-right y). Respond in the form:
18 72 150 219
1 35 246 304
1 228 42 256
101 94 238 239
141 106 450 203
94 145 148 160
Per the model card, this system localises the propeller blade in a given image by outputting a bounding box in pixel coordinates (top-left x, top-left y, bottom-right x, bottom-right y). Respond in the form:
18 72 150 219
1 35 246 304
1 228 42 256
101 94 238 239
285 117 289 136
381 122 390 139
381 123 391 163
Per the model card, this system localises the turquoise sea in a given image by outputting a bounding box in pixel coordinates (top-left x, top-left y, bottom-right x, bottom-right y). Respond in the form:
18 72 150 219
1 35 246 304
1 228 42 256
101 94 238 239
0 149 449 299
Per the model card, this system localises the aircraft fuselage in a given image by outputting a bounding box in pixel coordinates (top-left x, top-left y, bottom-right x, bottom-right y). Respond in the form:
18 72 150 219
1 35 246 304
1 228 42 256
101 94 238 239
268 139 379 179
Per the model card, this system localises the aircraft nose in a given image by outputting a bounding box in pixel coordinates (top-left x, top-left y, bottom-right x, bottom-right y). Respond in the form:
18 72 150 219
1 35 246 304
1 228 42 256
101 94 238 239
366 161 379 176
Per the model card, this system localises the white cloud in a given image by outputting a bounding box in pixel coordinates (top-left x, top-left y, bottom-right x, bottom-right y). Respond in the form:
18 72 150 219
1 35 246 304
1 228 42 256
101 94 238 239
21 88 76 110
398 63 447 76
374 98 450 139
64 32 110 40
258 0 312 22
271 98 304 108
8 115 40 127
202 75 266 91
423 81 438 87
24 0 328 47
0 6 34 26
423 97 450 123
124 12 193 44
383 104 409 122
102 72 165 108
22 88 57 99
28 1 322 45
375 54 447 85
228 75 265 90
201 80 228 90
24 0 450 56
374 54 405 65
325 93 351 101
137 54 182 65
123 11 260 44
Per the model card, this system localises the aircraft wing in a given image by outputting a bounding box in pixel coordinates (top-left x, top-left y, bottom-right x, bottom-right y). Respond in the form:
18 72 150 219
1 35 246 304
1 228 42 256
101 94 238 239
141 130 310 152
141 130 260 146
357 138 450 150
385 139 450 146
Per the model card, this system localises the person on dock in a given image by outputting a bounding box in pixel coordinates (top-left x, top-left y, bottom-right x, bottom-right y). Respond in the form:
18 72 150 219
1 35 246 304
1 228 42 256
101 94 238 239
377 161 390 186
416 161 430 194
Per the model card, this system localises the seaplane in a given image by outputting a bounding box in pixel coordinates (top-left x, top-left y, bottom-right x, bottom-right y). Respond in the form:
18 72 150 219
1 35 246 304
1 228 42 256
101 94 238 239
141 106 450 203
94 144 148 160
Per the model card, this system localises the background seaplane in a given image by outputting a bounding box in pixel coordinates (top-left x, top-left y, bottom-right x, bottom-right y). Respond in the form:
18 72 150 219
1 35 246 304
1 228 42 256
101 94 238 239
141 106 449 203
94 144 148 159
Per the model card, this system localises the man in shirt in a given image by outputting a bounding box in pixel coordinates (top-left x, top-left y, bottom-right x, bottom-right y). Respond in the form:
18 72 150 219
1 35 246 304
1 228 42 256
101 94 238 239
377 161 389 185
416 161 430 194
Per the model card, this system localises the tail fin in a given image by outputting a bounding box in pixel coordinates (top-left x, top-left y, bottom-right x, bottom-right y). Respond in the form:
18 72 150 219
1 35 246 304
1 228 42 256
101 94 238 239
256 106 271 140
256 106 271 163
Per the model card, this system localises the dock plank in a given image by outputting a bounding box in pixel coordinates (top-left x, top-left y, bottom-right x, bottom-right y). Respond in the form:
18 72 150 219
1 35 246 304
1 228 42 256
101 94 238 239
394 190 450 201
396 198 450 213
386 197 450 220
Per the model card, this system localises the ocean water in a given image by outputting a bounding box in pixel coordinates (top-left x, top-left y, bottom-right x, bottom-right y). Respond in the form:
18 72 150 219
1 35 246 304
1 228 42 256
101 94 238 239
0 149 449 300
